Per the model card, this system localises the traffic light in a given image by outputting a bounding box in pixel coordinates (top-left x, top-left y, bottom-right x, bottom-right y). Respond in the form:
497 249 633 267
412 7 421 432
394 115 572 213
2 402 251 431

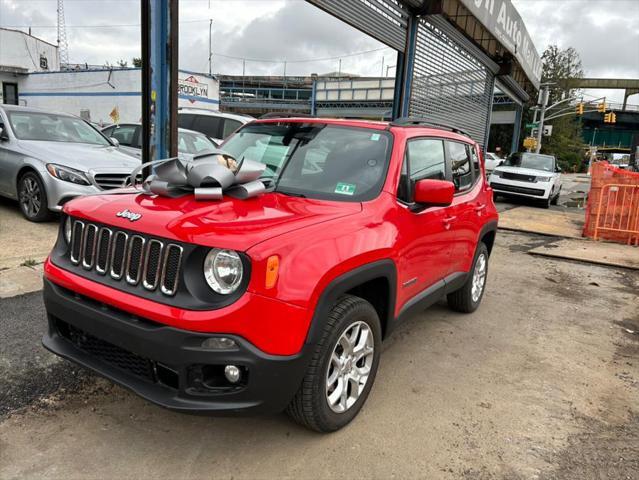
597 102 606 113
576 103 584 115
604 112 616 123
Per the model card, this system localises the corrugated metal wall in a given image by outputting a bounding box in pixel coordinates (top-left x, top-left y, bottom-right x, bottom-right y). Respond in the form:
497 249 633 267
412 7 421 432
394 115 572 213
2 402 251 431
409 19 495 147
306 0 409 52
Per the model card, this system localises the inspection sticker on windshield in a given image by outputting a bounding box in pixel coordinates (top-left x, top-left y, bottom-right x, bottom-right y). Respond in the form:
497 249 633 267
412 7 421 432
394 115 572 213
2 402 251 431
370 133 381 141
335 183 356 196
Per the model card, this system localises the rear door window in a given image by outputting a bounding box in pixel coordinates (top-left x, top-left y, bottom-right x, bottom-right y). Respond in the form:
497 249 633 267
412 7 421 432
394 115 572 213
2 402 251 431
177 114 195 130
446 141 474 192
222 119 242 138
108 124 136 146
192 115 222 139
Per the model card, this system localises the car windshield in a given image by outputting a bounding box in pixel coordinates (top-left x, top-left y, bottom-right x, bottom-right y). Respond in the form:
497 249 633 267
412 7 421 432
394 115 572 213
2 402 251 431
178 130 217 155
7 111 110 146
503 153 554 172
222 123 392 201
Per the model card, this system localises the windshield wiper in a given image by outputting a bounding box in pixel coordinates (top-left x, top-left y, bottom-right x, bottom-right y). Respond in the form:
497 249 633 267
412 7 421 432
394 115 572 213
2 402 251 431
276 189 306 198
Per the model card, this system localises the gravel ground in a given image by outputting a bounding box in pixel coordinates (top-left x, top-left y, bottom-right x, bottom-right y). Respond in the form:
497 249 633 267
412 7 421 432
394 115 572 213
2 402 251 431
0 230 637 479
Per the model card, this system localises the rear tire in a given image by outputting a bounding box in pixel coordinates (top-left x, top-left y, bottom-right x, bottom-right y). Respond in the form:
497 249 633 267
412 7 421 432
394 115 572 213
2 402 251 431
18 172 52 222
286 295 381 432
447 243 489 313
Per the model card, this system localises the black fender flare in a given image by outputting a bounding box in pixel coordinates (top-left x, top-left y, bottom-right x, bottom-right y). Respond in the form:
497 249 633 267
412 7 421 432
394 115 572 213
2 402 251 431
478 219 498 253
304 259 397 345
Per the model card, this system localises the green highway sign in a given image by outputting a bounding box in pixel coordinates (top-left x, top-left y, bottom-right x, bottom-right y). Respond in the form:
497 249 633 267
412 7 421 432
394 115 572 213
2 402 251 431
525 123 539 129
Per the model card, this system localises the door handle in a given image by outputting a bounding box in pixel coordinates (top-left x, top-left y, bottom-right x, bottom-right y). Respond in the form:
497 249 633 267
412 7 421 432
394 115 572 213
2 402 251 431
443 216 457 229
474 204 486 213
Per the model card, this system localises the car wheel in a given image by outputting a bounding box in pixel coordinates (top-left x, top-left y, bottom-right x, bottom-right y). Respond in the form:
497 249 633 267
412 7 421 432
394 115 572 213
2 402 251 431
551 186 561 205
18 172 52 222
447 242 489 313
286 295 381 432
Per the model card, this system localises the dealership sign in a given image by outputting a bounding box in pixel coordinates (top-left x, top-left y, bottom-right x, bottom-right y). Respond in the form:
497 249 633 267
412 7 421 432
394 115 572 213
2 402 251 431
459 0 542 89
178 75 209 100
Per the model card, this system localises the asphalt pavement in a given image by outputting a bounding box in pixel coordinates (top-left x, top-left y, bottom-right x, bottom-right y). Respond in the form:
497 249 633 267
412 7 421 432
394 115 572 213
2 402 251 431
0 292 94 418
1 231 637 479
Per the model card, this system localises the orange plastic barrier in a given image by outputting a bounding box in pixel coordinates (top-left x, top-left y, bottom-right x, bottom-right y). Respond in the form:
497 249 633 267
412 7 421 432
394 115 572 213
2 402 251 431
583 162 639 245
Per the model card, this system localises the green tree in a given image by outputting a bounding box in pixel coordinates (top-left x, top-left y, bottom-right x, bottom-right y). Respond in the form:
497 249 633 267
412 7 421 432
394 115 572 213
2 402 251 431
132 57 142 67
538 45 586 171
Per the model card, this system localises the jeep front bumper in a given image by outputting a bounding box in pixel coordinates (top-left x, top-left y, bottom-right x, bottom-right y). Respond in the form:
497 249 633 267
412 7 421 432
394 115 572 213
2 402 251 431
42 278 311 414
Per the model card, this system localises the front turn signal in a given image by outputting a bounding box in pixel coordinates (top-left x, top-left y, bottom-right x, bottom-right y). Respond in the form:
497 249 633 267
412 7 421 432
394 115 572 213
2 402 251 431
265 255 279 289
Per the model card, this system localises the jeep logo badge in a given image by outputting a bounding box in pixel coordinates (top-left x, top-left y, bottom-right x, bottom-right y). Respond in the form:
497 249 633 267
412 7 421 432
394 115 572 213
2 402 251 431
116 209 142 222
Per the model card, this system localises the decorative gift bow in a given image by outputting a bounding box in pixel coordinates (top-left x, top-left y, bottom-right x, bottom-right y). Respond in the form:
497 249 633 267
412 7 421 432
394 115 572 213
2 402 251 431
126 150 267 201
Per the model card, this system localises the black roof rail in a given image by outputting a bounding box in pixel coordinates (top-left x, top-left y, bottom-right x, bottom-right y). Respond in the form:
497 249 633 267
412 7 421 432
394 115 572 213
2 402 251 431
390 117 471 138
259 112 314 119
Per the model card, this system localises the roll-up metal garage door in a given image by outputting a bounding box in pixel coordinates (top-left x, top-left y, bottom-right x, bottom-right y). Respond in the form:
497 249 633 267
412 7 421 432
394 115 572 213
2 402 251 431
306 0 409 52
409 17 497 148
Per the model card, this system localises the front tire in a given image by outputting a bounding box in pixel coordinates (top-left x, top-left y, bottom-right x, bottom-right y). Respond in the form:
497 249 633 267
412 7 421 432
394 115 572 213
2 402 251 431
447 243 489 313
286 295 381 432
18 172 52 222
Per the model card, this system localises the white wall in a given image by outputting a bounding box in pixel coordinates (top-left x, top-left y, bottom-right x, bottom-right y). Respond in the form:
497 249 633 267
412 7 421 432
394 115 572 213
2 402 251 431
0 29 59 72
17 68 220 124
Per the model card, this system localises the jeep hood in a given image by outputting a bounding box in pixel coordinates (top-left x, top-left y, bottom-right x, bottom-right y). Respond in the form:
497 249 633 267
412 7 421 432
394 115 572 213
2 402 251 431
64 192 362 251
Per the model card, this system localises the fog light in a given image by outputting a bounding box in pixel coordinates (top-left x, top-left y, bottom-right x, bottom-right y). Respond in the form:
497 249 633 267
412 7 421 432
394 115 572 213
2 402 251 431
201 337 237 350
224 365 241 383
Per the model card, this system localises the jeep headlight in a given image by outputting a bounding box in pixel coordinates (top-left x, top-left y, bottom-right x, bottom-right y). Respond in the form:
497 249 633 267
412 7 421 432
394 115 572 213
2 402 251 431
204 249 243 294
536 176 552 182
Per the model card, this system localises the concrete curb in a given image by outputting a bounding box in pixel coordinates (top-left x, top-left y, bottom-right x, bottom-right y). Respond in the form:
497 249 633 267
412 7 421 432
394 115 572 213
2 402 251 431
0 264 44 299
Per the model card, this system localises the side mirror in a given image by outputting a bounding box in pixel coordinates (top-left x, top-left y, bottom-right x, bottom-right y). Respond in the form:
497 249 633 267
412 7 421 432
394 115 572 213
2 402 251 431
0 124 8 141
555 165 562 173
110 137 120 147
413 179 455 207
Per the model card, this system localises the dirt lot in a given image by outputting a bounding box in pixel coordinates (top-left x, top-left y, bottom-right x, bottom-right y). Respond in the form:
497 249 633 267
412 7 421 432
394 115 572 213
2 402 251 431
0 230 637 479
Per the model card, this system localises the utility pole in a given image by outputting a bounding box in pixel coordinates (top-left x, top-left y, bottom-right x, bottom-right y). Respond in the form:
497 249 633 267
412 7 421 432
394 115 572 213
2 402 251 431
208 19 212 76
381 56 385 78
535 84 550 154
338 58 341 77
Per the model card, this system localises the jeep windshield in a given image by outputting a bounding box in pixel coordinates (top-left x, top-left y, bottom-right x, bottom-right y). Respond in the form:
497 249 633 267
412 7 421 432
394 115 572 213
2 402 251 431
7 111 111 146
222 122 392 201
503 152 555 172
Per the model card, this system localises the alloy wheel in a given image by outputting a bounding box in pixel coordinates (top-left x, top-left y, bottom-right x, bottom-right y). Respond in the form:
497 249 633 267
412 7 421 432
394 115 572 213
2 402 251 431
471 253 487 303
325 320 375 413
20 177 42 219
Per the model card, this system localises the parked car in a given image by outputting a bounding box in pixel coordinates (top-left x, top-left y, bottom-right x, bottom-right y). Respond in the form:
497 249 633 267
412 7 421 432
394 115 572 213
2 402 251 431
0 105 140 222
101 123 219 159
489 152 562 208
42 117 498 432
484 152 503 173
177 108 252 145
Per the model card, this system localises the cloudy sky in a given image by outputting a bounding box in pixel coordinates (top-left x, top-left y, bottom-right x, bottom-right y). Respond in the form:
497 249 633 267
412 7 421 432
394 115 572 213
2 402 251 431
1 0 638 102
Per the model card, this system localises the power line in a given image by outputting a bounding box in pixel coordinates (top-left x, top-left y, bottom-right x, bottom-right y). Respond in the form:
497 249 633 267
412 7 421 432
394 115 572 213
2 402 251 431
0 19 205 29
213 47 392 64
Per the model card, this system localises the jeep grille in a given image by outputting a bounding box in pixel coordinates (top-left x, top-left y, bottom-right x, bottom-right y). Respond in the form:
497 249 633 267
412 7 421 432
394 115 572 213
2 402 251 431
68 219 182 296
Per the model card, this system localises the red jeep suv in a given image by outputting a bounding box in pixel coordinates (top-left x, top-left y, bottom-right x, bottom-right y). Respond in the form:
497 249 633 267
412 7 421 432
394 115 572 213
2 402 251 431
43 117 498 432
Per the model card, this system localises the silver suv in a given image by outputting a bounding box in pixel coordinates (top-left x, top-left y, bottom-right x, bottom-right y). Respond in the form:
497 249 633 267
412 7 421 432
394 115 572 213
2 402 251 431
177 108 251 145
0 105 139 222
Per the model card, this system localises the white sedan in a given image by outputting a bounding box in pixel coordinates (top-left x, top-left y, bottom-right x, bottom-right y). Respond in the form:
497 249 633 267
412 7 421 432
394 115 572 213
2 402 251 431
489 152 562 208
